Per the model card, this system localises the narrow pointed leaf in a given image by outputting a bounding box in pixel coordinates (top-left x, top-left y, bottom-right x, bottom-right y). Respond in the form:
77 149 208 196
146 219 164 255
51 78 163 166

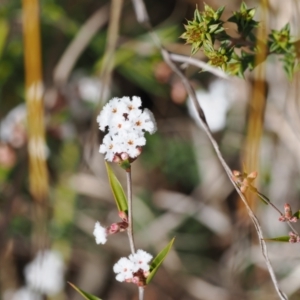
256 191 270 205
146 237 175 284
68 282 102 300
264 236 290 242
105 162 128 213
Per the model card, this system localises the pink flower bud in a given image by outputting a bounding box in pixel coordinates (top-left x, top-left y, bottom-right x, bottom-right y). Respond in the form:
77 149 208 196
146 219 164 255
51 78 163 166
284 203 293 219
132 276 140 285
121 152 129 160
107 223 120 234
113 155 121 163
143 270 150 278
136 146 142 156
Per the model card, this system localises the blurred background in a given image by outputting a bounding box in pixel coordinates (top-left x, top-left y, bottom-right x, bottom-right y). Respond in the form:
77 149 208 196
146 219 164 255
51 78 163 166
1 0 300 299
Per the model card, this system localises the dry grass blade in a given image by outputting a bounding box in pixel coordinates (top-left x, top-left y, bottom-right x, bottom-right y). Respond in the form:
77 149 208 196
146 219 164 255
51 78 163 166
53 4 110 84
22 0 49 253
22 0 48 202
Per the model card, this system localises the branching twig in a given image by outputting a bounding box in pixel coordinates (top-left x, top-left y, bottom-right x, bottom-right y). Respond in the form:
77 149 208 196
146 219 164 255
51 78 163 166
131 0 288 299
169 53 229 79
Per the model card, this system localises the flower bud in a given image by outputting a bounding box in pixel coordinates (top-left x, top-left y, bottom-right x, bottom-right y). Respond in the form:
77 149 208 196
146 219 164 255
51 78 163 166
118 211 128 222
113 155 121 163
120 152 129 160
284 203 293 219
107 223 120 234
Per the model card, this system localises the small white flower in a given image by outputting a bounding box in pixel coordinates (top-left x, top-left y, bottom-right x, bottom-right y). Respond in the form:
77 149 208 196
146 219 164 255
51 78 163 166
132 109 157 134
109 114 130 135
97 98 127 131
0 104 27 148
93 221 107 244
78 77 102 104
24 250 64 296
113 257 134 282
99 134 121 162
123 96 142 118
129 249 153 272
123 133 146 158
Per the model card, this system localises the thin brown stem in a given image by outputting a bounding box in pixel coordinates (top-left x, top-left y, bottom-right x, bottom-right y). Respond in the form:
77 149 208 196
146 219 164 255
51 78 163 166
139 287 144 300
130 1 288 298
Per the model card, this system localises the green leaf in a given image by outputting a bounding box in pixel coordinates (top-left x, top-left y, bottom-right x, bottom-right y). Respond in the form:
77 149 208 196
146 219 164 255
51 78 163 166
105 162 128 213
256 191 270 205
68 282 102 300
293 210 300 219
146 237 175 284
264 236 290 242
0 19 8 58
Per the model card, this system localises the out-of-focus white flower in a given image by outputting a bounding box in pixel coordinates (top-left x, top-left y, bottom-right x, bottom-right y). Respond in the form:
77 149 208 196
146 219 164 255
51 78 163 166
113 257 135 282
188 79 233 132
4 287 42 300
129 249 153 272
93 221 107 244
24 250 64 296
0 104 27 148
78 77 102 104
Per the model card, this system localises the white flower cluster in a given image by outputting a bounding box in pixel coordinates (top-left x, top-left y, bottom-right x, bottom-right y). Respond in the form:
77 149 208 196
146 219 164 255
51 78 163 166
97 96 157 162
113 249 153 283
93 221 107 245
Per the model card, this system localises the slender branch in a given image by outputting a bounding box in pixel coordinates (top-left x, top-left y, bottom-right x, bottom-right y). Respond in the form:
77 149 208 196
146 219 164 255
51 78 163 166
139 287 144 300
163 47 287 300
169 53 229 79
53 4 110 84
130 1 288 299
287 221 299 235
126 169 136 255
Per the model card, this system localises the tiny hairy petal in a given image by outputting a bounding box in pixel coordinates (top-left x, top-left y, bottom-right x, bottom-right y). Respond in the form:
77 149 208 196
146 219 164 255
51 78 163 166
247 171 258 179
232 170 242 177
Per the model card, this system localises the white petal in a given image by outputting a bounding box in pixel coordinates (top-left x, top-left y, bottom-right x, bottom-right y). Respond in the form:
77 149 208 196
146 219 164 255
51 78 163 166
93 221 107 244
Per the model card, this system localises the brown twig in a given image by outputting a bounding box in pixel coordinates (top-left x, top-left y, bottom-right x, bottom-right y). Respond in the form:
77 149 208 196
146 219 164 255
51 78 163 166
130 0 288 299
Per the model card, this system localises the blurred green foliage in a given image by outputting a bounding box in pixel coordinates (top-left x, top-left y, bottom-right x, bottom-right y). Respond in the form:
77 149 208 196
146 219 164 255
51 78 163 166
142 133 200 192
